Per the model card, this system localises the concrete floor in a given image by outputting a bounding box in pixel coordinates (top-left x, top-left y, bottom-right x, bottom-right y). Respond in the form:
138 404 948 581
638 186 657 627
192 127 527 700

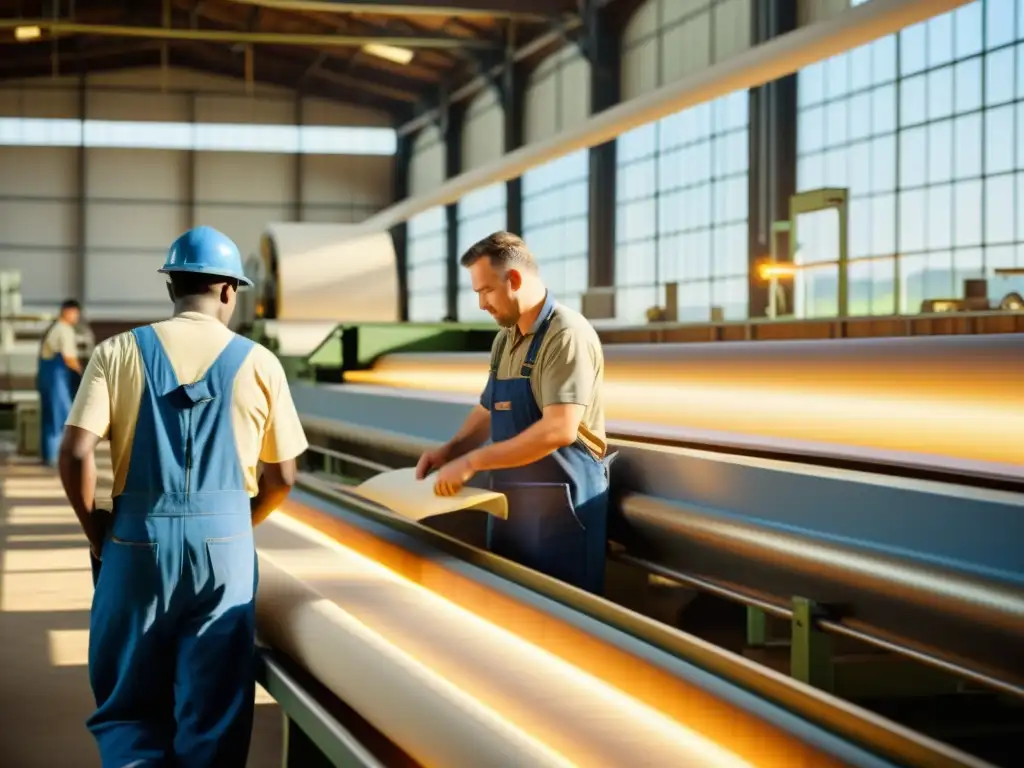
0 444 282 768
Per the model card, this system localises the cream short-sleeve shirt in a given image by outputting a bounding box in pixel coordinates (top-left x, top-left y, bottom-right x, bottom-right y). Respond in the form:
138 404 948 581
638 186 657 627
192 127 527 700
66 312 308 498
40 321 78 362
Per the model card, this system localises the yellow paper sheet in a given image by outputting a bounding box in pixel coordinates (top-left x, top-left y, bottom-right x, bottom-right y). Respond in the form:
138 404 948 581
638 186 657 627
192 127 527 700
351 467 508 521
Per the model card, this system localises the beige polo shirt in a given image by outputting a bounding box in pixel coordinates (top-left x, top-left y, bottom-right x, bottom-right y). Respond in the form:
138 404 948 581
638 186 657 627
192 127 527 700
40 321 78 361
487 298 606 458
66 311 308 498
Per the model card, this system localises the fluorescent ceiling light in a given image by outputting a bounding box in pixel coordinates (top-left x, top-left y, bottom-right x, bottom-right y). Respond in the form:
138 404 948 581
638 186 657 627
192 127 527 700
14 25 42 42
361 43 414 66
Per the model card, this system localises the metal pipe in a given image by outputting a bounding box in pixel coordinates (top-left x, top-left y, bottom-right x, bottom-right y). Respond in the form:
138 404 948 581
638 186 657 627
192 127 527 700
305 443 393 474
347 334 1024 477
397 17 584 136
258 653 388 768
0 19 498 49
226 0 559 22
620 493 1024 636
293 474 990 768
363 0 973 225
616 553 1024 700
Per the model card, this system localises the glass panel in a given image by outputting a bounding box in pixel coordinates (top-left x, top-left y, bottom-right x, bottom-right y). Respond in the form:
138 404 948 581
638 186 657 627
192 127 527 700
795 6 1024 316
614 88 750 323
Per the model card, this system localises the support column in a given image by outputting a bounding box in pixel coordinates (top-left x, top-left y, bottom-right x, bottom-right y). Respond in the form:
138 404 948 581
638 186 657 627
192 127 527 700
747 0 798 318
75 74 87 303
442 102 466 321
584 2 620 288
293 95 304 222
392 132 412 321
186 92 196 230
501 57 526 235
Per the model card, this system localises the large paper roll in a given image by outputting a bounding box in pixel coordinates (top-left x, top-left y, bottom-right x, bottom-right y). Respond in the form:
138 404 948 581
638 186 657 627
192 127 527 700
260 224 399 323
255 554 573 768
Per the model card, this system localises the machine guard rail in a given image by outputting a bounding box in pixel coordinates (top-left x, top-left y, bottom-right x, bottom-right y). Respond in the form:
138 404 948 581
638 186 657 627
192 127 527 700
289 467 987 768
296 410 1024 694
255 648 394 768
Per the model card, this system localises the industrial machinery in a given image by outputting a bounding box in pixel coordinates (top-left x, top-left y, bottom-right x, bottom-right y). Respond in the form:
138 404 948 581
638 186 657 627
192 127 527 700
0 270 95 429
241 222 402 331
251 322 1023 767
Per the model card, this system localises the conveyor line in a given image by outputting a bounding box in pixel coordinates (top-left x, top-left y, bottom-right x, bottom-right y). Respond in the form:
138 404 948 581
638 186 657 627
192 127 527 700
266 478 991 768
289 383 1024 720
259 512 758 767
342 334 1024 483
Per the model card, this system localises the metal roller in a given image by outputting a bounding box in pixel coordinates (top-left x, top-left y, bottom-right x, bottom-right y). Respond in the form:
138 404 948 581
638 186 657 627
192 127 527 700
243 223 400 327
346 333 1024 476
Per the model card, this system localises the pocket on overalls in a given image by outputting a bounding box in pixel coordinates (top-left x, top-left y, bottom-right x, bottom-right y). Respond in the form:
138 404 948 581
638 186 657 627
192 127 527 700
99 537 159 595
205 530 256 603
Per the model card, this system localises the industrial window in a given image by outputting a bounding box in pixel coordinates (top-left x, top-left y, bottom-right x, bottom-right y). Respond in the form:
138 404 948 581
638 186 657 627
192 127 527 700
796 0 1021 316
614 90 749 324
407 206 449 322
522 150 589 313
456 182 507 322
0 117 396 155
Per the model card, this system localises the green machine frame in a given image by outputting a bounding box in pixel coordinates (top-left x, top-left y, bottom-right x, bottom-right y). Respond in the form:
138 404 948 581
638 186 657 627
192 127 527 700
767 187 850 319
248 321 497 383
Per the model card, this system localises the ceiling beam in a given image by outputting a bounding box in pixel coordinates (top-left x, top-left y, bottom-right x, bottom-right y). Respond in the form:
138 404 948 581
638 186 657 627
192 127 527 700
0 19 501 49
179 45 404 115
0 42 407 118
223 0 569 22
398 16 582 136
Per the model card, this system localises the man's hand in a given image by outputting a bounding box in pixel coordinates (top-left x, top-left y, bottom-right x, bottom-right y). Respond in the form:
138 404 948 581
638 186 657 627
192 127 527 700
433 455 476 497
415 445 450 480
84 508 111 560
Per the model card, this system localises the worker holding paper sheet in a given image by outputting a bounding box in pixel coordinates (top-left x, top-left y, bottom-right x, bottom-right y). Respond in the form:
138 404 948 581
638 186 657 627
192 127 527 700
416 232 613 594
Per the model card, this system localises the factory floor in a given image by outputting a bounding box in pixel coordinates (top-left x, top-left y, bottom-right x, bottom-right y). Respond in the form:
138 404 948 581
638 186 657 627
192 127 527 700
0 441 282 768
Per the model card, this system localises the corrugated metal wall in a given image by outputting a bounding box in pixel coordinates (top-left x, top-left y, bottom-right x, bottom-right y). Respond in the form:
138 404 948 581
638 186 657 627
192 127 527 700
406 125 447 322
0 67 393 320
457 87 507 322
521 46 592 313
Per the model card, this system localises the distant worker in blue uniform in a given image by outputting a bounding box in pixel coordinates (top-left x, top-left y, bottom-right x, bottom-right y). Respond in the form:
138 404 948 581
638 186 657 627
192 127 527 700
58 226 308 767
417 231 613 594
38 298 83 466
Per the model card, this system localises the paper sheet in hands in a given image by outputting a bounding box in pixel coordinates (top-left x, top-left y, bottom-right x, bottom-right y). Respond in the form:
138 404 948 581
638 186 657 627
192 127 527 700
352 467 508 522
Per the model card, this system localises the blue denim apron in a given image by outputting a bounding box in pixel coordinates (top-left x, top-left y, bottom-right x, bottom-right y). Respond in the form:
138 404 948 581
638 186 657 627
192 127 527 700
87 325 258 767
481 298 613 594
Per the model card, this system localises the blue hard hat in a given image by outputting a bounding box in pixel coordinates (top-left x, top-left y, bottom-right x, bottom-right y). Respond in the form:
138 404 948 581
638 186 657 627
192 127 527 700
159 226 253 287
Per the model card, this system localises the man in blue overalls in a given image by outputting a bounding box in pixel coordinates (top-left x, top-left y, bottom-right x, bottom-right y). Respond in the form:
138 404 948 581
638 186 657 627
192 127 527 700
37 299 83 466
417 231 613 594
59 226 308 767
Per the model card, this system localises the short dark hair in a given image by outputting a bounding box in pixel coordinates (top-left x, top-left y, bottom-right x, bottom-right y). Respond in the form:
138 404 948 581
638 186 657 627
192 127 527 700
60 299 80 312
168 272 238 298
459 231 537 274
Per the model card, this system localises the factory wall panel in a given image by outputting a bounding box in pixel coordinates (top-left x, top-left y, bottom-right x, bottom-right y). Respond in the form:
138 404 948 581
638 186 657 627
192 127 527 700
0 66 396 318
792 0 1022 317
298 97 393 222
798 0 851 27
616 0 752 324
0 83 80 310
409 124 445 197
407 125 448 321
299 154 392 223
194 151 295 261
0 144 78 309
457 88 507 321
521 46 592 313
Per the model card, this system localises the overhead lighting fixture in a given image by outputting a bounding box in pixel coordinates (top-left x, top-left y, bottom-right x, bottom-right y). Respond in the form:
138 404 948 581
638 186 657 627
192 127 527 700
14 25 42 42
361 43 414 66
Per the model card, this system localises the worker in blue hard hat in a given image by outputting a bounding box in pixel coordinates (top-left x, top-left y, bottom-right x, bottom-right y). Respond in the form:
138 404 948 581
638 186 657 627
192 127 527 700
58 225 308 767
37 298 83 466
